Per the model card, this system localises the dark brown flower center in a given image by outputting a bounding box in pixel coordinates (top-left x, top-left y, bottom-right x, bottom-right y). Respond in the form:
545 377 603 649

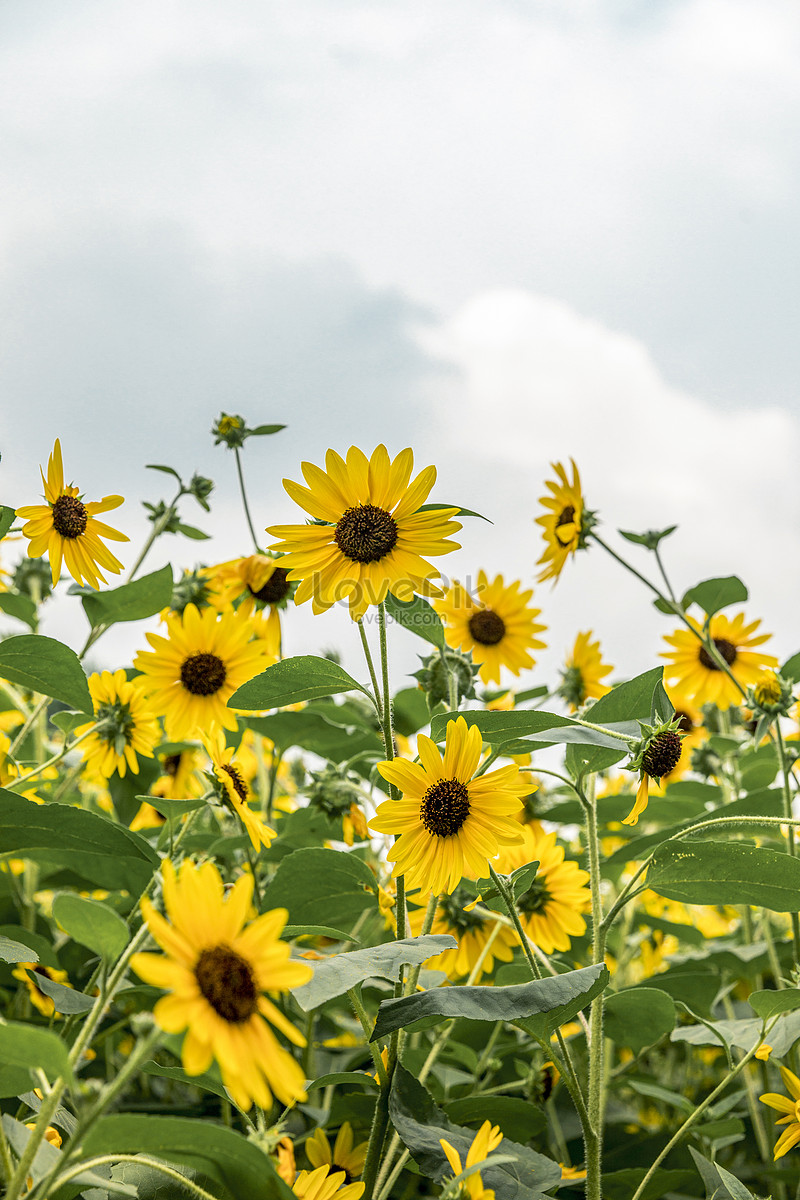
555 505 576 545
420 778 471 837
249 566 291 605
164 753 182 776
698 638 738 671
517 876 553 916
468 609 506 646
221 762 248 803
674 709 694 735
194 944 259 1023
52 495 88 539
180 652 227 696
334 504 398 564
642 731 683 779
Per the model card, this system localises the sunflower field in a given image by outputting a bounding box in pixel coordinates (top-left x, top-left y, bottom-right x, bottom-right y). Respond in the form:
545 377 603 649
2 417 800 1200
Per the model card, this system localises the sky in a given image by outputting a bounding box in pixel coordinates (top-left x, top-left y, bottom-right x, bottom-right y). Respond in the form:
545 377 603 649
1 0 799 691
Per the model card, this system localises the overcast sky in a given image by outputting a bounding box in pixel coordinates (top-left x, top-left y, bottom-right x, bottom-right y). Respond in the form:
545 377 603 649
2 0 799 690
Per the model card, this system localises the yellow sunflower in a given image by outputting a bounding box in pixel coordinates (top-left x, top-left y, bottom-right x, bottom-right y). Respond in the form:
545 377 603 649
369 716 527 897
150 748 205 799
203 728 276 852
407 887 517 981
12 963 72 1019
494 824 590 954
267 445 462 621
206 554 292 649
293 1165 365 1200
535 459 589 584
434 572 547 686
133 604 273 741
306 1121 368 1184
75 669 161 780
761 1065 800 1159
131 858 312 1112
661 612 777 711
440 1119 503 1200
16 438 128 589
558 631 613 710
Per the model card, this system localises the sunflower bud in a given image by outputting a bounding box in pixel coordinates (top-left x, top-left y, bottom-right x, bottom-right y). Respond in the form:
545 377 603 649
212 412 248 448
413 648 479 709
12 556 53 601
747 670 794 717
169 568 213 616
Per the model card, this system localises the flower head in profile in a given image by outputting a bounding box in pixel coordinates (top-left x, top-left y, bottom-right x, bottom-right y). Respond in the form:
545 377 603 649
17 438 128 589
661 612 778 712
558 631 613 710
494 824 591 954
622 719 685 827
203 727 276 852
535 460 594 584
206 553 293 650
131 858 312 1112
75 669 161 780
440 1119 503 1199
760 1064 800 1159
133 604 273 741
306 1122 368 1185
267 445 461 621
435 572 547 686
370 716 528 897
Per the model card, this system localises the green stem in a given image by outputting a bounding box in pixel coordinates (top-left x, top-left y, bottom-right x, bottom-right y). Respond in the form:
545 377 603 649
234 446 261 554
402 892 438 998
6 696 43 759
357 618 383 719
578 778 605 1200
0 1117 14 1185
775 723 800 963
4 1079 66 1200
7 724 98 791
348 988 388 1087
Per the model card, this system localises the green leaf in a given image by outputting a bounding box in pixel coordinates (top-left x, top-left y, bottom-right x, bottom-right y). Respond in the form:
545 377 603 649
0 506 17 539
136 793 206 821
21 968 94 1014
429 708 632 752
50 711 86 736
601 1169 695 1200
0 634 93 713
0 1021 74 1085
392 687 432 735
385 592 446 650
688 1148 757 1200
53 892 129 961
588 666 670 725
372 964 609 1041
146 463 182 480
444 1096 546 1142
604 987 676 1053
81 564 173 628
0 787 158 893
0 592 37 629
294 934 457 1012
3 1114 137 1197
282 924 359 943
416 503 492 522
245 709 381 760
229 656 370 710
389 1063 560 1197
648 838 800 911
627 1078 694 1114
176 523 210 540
683 575 748 617
307 1071 378 1091
781 651 800 683
260 847 378 931
142 1061 234 1106
248 423 286 437
748 988 800 1020
80 1115 293 1200
0 934 39 963
618 526 677 550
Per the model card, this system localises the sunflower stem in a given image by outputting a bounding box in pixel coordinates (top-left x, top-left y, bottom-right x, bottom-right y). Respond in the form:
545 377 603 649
775 722 800 963
348 988 388 1087
357 618 383 720
577 774 605 1200
401 891 439 998
5 723 98 791
233 446 262 553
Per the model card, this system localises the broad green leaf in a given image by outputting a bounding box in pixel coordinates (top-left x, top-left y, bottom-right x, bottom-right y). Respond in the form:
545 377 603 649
81 564 173 628
627 1078 694 1114
587 666 670 725
80 1115 293 1200
429 708 633 751
53 892 129 961
142 1061 234 1106
293 934 457 1012
0 1067 38 1097
604 987 676 1053
260 847 378 930
21 968 94 1014
307 1071 378 1091
2 1114 137 1197
671 1012 800 1058
639 968 720 1017
781 651 800 683
0 634 92 713
748 988 800 1020
245 708 381 760
136 793 206 820
601 1169 695 1200
444 1096 546 1142
683 575 748 617
688 1148 758 1200
0 592 37 629
0 787 157 893
0 934 39 963
0 506 16 539
0 1021 73 1084
648 838 800 911
389 1063 560 1197
392 687 432 735
229 655 370 710
176 523 210 540
283 924 360 943
385 592 446 650
372 964 609 1041
50 711 86 736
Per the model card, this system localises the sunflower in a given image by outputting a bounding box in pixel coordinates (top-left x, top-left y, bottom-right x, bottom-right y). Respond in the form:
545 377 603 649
206 554 292 647
440 1119 503 1200
133 604 273 741
761 1065 800 1159
75 669 161 780
661 612 778 711
267 445 462 621
306 1122 368 1184
535 459 591 584
203 728 276 852
12 963 72 1018
494 824 590 954
407 886 517 981
434 572 547 686
16 438 128 589
293 1165 365 1200
131 858 312 1112
151 748 206 799
657 688 705 782
559 631 613 710
369 716 527 897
